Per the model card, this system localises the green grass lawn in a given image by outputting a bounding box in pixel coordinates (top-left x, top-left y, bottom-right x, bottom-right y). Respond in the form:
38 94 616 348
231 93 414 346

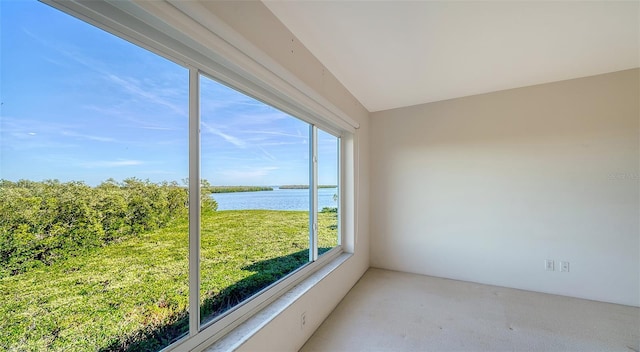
0 210 338 351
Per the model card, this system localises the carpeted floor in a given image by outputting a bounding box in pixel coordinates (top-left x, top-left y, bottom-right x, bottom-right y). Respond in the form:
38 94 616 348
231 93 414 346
300 268 639 352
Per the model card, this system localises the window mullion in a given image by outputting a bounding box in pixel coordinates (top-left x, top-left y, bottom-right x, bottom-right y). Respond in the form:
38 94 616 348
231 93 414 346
337 137 342 247
188 67 201 335
309 125 319 262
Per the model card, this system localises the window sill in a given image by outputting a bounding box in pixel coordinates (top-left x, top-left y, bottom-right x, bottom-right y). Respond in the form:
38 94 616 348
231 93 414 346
199 252 353 351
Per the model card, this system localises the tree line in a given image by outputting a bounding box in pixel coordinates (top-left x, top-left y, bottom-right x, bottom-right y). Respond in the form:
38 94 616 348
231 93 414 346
0 178 217 278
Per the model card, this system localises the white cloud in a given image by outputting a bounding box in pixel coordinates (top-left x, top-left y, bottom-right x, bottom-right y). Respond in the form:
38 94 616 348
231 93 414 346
61 130 116 143
201 121 247 148
257 146 277 161
244 130 308 139
105 74 187 117
23 28 188 119
80 159 143 168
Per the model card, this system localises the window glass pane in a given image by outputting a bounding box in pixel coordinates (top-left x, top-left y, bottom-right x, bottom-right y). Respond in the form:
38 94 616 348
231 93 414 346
199 75 311 326
317 130 340 255
0 2 189 350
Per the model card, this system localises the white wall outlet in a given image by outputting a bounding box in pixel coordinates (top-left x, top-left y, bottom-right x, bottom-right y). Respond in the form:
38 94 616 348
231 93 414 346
301 311 307 329
545 259 555 271
560 261 570 272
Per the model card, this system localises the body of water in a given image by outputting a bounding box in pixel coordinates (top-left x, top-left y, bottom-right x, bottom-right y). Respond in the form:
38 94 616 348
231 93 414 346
213 187 338 211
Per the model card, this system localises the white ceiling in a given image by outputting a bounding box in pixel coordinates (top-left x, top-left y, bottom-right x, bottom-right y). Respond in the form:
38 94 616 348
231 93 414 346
264 1 639 112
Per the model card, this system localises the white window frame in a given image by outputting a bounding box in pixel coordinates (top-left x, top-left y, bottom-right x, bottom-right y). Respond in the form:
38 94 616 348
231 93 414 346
195 71 343 334
41 0 358 350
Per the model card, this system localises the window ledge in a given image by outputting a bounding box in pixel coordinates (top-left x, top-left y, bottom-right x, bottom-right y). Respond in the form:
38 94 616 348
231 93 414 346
200 252 353 351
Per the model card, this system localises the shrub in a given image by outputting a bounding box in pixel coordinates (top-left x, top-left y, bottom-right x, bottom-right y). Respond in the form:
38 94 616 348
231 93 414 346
0 178 214 277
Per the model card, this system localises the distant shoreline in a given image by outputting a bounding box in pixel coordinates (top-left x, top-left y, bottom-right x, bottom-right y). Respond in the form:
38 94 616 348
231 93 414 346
1 180 337 194
278 185 337 190
207 185 337 193
207 186 273 193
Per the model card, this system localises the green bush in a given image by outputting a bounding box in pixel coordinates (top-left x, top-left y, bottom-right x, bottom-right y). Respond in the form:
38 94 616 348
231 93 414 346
0 178 217 278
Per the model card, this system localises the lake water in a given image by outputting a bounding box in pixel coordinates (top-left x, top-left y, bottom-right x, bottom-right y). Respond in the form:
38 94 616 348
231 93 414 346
213 187 338 211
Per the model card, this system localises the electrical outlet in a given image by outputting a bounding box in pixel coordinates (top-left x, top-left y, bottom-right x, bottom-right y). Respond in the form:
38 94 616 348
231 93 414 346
545 259 555 271
301 312 306 329
560 261 570 272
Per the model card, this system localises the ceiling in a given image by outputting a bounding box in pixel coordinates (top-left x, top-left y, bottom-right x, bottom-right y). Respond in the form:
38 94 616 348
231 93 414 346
264 1 639 112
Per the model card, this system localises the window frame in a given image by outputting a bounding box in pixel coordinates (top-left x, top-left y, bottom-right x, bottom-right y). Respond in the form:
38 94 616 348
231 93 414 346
40 0 357 350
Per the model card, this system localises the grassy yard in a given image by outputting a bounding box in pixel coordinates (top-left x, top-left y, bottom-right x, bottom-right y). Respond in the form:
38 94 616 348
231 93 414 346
0 210 338 351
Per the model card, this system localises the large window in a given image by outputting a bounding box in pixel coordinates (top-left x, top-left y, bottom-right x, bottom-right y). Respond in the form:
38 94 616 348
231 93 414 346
0 1 346 351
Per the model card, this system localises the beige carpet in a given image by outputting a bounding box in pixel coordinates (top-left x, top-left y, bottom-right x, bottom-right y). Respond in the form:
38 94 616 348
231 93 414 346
301 268 639 352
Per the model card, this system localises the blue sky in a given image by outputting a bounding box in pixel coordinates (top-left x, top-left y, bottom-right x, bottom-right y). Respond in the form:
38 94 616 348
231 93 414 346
1 1 338 186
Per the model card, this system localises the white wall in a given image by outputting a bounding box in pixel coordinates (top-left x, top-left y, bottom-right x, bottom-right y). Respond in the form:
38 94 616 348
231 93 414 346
371 69 639 307
206 2 371 350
